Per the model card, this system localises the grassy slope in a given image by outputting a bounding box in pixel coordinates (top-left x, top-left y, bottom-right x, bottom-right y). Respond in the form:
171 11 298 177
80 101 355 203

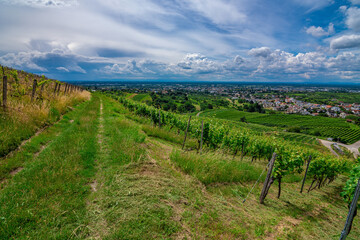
88 96 359 239
0 95 99 239
0 66 90 158
1 94 359 239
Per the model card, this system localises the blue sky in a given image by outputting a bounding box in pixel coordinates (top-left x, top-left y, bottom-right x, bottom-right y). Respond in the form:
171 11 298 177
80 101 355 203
0 0 360 83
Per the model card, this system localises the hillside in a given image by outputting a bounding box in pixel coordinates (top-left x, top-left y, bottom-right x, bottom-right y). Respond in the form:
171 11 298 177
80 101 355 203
200 108 360 144
0 65 90 157
1 92 359 239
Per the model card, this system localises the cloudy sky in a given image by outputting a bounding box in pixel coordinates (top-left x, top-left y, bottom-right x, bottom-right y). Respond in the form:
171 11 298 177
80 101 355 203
0 0 360 83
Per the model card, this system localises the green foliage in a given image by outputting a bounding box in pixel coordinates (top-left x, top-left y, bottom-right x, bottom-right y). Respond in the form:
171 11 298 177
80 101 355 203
341 160 360 206
11 70 19 83
308 155 349 191
273 146 306 180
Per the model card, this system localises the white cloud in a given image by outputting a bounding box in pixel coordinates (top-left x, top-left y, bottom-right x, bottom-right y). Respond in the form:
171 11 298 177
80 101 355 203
340 6 348 13
0 51 47 71
2 0 78 8
350 0 360 5
102 59 168 76
292 0 334 12
183 0 246 25
175 53 222 74
306 23 334 37
255 50 326 74
100 49 360 81
248 47 272 58
326 52 360 71
330 34 360 49
56 67 70 72
0 50 87 73
344 7 360 32
306 26 327 37
301 73 311 79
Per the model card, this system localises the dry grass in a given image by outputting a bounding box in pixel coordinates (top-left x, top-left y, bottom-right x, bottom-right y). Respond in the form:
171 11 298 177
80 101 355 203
0 65 91 157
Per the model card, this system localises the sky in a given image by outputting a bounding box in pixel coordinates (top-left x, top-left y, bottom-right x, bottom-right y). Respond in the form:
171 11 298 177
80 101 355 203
0 0 360 83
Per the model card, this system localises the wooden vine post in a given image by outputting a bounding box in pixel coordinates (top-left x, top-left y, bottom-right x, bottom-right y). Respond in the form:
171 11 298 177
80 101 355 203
339 177 360 240
200 120 204 154
53 82 58 95
182 116 192 150
300 155 312 193
260 152 277 204
31 79 37 102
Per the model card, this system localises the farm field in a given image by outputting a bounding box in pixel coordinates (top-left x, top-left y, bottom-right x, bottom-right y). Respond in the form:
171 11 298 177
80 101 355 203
287 92 360 105
1 93 359 239
200 109 360 144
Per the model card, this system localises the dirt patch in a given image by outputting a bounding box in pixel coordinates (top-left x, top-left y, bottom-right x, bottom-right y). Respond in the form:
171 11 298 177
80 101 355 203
0 178 7 186
90 180 98 192
10 167 24 176
162 199 192 240
139 157 159 176
127 93 138 99
69 120 74 123
97 135 102 144
34 142 51 158
306 202 330 218
85 99 108 239
265 216 301 240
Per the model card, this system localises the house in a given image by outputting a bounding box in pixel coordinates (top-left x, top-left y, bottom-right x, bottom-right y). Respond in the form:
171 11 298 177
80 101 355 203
330 106 339 112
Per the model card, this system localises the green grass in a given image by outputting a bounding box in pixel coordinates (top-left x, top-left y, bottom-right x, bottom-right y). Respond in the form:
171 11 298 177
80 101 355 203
142 124 198 150
132 93 152 102
0 101 89 183
85 96 182 239
0 96 99 239
170 150 264 185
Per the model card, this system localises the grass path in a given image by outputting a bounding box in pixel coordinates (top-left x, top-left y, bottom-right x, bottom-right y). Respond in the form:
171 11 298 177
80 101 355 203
0 96 100 239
